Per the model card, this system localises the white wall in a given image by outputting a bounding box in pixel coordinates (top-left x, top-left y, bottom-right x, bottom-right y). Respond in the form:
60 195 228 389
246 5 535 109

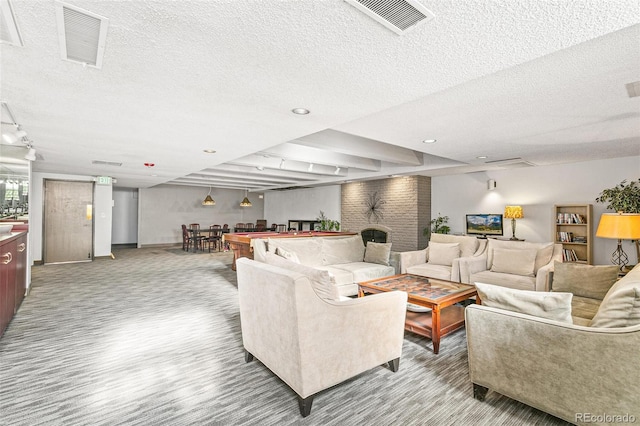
431 156 640 265
112 188 138 244
138 185 265 246
31 172 113 262
264 186 341 227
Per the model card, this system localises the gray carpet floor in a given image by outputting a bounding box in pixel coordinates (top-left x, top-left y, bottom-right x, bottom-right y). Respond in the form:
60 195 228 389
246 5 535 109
0 247 570 425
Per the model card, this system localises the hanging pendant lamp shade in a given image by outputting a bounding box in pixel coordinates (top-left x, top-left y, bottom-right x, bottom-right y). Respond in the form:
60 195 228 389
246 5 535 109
240 189 252 207
202 187 215 206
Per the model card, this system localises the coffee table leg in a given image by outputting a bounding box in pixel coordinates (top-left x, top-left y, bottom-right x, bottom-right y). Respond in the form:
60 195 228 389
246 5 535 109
432 305 441 354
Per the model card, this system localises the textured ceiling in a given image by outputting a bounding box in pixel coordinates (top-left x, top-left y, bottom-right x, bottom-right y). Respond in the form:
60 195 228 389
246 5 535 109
1 0 639 190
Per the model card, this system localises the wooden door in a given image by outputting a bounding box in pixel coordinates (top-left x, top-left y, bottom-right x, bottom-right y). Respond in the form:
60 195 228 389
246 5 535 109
44 180 94 264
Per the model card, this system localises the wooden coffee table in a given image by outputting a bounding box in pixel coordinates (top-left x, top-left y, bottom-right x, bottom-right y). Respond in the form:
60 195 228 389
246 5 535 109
358 274 478 354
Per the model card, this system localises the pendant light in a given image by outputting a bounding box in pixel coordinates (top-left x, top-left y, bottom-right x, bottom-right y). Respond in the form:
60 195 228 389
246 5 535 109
202 186 215 206
240 189 252 207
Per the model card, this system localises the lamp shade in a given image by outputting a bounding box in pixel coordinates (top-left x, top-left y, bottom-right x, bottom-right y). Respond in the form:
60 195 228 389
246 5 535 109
504 205 523 219
202 195 215 206
596 213 640 239
240 189 252 207
202 187 215 206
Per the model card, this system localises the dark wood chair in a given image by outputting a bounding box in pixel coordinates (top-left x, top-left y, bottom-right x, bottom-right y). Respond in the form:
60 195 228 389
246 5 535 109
188 223 207 251
182 224 200 251
205 225 222 252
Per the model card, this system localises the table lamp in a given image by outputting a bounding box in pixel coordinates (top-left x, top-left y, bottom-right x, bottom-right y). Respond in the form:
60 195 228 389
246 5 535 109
596 212 640 270
504 205 524 240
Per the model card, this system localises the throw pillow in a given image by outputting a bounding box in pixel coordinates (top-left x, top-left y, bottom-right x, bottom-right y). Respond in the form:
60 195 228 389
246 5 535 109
490 247 537 276
590 277 640 328
322 235 365 265
275 246 300 264
551 261 618 300
263 252 338 301
364 242 392 266
427 242 461 266
475 282 573 323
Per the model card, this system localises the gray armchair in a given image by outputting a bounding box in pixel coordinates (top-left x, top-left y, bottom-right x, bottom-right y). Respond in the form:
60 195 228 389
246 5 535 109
236 257 408 417
465 264 640 424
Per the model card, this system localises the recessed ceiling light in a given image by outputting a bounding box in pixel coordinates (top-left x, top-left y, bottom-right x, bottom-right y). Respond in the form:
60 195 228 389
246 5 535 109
203 149 216 154
477 156 488 159
292 108 310 115
422 139 437 143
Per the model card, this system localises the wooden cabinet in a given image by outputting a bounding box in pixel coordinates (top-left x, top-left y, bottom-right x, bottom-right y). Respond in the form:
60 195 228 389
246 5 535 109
0 231 27 337
553 204 593 264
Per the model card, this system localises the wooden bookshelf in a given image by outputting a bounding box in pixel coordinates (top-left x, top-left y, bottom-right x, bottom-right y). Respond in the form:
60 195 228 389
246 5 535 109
553 204 593 264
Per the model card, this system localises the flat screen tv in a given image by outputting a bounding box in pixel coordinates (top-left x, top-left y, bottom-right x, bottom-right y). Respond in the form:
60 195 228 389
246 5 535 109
466 214 503 237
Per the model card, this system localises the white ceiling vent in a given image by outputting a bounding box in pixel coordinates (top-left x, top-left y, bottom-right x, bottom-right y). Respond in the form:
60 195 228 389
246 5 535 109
55 1 109 69
0 0 23 47
92 160 122 167
344 0 435 35
485 157 536 168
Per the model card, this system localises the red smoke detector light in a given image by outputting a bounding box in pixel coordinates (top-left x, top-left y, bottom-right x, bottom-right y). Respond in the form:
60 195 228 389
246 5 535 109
144 163 155 168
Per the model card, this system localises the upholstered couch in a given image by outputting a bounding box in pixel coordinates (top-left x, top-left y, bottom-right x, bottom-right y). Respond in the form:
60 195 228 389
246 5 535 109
236 256 407 417
465 263 640 424
459 239 562 291
398 234 487 282
252 234 397 297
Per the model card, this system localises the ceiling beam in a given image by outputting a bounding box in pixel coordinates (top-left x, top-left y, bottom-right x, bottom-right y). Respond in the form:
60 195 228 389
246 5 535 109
258 143 381 171
294 129 423 166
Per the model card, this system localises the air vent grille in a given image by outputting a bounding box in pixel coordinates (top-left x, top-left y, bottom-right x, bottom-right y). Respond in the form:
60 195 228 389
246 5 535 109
345 0 434 35
55 1 109 68
0 0 23 46
92 160 122 167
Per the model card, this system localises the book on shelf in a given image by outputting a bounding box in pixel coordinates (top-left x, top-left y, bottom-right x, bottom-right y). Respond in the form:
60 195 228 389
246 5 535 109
562 249 580 262
556 213 587 224
557 231 574 242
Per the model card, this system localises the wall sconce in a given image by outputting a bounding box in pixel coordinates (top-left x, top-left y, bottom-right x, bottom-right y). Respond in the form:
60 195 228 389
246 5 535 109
487 179 496 190
504 205 523 240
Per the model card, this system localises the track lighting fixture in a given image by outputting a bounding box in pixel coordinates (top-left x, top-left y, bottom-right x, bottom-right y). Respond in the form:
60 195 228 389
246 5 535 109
24 143 36 161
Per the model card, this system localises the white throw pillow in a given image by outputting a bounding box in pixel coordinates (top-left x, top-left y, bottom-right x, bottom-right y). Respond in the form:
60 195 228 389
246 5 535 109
475 282 573 323
263 252 338 301
427 242 460 266
275 246 300 264
490 247 537 276
364 242 392 266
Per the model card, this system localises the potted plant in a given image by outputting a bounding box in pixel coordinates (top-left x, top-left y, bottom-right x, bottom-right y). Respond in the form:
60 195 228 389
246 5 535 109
595 178 640 265
423 213 450 238
315 211 340 231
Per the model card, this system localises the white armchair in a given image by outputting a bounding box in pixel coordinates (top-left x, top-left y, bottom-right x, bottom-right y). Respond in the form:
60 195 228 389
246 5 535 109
236 257 408 417
398 234 487 282
459 239 561 291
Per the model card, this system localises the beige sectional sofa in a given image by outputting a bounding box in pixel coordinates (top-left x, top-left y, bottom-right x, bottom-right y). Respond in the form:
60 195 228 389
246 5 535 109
398 234 487 282
459 238 562 291
252 234 397 297
465 263 640 424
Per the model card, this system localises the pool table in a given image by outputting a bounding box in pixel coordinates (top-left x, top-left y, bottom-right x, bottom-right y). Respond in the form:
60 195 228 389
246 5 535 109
223 231 357 270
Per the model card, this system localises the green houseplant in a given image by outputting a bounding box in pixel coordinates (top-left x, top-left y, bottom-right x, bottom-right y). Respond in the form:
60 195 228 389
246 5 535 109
315 211 340 231
423 213 450 238
595 178 640 265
